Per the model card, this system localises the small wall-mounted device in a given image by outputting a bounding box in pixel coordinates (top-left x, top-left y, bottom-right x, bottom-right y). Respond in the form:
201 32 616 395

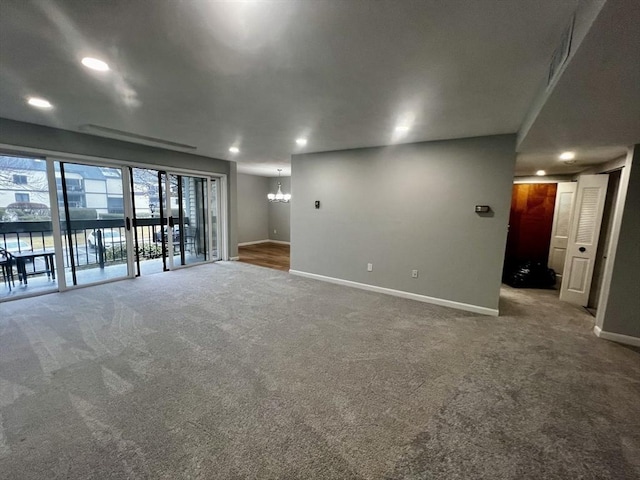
475 205 491 213
315 200 321 209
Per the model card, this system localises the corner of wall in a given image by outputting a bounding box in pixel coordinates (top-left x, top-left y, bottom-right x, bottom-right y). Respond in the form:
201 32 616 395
595 146 640 339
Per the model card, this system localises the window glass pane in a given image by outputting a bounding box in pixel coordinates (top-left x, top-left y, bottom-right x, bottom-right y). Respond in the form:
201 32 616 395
55 161 129 286
0 155 57 299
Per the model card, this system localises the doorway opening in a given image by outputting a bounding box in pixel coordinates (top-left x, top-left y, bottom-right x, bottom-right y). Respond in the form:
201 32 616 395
503 166 624 315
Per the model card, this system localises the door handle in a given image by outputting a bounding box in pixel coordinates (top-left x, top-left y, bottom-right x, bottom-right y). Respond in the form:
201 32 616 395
126 217 131 231
579 247 586 253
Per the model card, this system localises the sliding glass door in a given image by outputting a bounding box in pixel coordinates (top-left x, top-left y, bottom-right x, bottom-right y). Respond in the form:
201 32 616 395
170 174 209 266
130 167 166 275
55 161 134 286
0 155 57 300
210 178 221 261
2 151 224 301
130 169 220 274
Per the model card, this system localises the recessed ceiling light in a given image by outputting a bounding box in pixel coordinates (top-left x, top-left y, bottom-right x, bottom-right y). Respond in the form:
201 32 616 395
536 170 546 176
295 138 307 146
559 151 575 160
27 97 53 109
229 146 239 154
81 57 110 72
395 126 410 132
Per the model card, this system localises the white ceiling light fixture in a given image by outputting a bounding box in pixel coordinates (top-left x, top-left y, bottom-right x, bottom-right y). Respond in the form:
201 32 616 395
27 97 53 109
395 125 410 132
295 138 307 146
267 169 291 203
229 146 239 154
536 170 546 176
559 151 575 160
81 57 110 72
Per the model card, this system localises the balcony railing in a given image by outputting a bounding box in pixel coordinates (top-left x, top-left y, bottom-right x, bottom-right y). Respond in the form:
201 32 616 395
0 218 170 272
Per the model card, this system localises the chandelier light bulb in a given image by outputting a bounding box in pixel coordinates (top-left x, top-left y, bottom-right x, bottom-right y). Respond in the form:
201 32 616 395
267 169 291 203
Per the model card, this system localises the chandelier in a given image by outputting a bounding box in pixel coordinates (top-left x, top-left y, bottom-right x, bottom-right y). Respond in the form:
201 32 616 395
267 169 291 202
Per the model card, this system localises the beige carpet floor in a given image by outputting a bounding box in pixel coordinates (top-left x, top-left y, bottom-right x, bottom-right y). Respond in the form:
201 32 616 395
0 261 638 479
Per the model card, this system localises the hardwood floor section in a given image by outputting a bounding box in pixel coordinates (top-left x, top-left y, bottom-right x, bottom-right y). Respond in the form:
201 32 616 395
238 242 290 271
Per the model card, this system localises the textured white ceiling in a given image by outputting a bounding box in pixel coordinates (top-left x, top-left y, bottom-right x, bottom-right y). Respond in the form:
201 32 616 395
515 146 628 176
0 0 617 176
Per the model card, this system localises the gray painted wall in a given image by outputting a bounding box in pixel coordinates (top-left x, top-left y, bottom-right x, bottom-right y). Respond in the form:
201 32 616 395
268 176 291 243
237 173 270 243
600 146 640 337
0 117 237 258
291 135 516 311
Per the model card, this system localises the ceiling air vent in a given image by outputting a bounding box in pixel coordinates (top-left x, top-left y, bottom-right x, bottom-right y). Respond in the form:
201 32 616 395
547 14 575 88
79 124 197 151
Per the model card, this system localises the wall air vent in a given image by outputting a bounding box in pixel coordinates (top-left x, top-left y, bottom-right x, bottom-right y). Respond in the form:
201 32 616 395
547 13 575 88
79 124 197 151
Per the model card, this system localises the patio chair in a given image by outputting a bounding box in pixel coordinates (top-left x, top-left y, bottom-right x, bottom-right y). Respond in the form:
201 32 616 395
0 248 16 291
184 226 197 254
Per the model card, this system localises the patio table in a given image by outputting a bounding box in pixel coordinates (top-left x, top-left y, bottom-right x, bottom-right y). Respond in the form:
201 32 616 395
12 250 56 285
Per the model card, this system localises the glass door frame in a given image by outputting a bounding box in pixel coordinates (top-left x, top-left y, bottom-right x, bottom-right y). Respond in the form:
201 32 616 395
212 174 227 261
160 171 227 270
50 157 136 292
0 143 229 292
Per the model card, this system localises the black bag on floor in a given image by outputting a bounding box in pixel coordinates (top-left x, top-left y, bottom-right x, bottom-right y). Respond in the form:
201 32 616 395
505 261 556 288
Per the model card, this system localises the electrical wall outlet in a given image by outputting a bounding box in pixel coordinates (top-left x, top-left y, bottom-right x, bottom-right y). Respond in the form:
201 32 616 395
273 229 277 234
412 269 419 278
367 263 373 272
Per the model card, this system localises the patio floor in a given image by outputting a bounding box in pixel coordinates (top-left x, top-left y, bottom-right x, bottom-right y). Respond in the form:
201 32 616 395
0 255 208 301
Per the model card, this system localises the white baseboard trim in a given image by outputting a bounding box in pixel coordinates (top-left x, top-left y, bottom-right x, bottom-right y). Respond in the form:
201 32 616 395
289 270 498 316
229 256 240 261
594 326 640 347
237 240 290 246
268 240 291 245
238 240 270 246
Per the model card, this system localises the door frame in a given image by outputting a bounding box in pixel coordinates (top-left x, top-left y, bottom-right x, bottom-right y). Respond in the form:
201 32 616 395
159 171 226 270
214 174 228 261
592 150 634 333
49 156 136 292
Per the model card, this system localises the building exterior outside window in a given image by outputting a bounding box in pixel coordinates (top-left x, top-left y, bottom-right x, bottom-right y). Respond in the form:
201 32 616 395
0 156 125 219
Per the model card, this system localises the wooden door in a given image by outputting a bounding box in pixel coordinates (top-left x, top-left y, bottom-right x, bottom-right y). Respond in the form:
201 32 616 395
504 183 557 274
560 174 609 305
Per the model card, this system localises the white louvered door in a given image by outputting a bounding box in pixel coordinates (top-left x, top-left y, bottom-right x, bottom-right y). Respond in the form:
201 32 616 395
560 174 609 305
548 182 577 282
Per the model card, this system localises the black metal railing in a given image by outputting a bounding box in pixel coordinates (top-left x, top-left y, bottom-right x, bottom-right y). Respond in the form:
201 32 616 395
0 219 168 273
